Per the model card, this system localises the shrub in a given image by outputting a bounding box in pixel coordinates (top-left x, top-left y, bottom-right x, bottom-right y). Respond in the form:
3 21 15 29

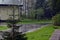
52 14 60 26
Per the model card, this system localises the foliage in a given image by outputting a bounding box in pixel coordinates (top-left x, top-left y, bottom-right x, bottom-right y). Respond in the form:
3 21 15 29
22 7 44 20
52 14 60 26
55 0 60 12
26 25 55 40
52 0 60 13
36 8 44 15
35 8 44 20
35 0 45 9
29 9 36 19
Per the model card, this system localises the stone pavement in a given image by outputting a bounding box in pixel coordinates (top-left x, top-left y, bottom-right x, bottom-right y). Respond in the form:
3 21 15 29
49 29 60 40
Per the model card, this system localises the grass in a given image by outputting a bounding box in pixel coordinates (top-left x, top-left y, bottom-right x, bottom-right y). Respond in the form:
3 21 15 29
26 25 55 40
18 19 52 24
0 26 8 30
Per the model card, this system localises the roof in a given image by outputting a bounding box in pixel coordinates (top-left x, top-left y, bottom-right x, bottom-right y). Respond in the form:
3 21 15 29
0 0 23 5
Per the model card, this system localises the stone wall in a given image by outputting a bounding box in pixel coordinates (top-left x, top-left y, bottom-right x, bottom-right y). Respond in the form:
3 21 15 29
0 6 19 20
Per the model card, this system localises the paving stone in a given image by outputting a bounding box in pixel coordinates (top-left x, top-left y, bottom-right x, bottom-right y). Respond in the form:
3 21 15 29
49 29 60 40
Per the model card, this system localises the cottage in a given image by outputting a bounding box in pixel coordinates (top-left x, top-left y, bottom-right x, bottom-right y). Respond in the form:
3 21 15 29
0 0 23 20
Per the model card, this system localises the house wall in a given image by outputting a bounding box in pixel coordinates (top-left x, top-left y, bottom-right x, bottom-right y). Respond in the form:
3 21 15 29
0 6 19 20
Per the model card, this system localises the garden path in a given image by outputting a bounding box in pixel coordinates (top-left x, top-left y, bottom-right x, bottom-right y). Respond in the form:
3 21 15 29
49 29 60 40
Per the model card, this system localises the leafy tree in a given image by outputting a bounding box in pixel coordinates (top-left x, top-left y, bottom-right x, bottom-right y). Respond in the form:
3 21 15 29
28 8 44 20
28 9 36 19
35 8 45 20
52 0 60 14
43 0 54 19
37 8 44 15
52 14 60 26
35 0 45 9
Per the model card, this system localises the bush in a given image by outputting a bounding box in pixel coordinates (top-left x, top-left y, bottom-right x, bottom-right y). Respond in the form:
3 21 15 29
52 14 60 26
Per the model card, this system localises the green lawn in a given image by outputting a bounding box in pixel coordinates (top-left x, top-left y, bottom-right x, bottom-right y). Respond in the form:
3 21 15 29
26 25 55 40
18 19 52 24
0 26 8 30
